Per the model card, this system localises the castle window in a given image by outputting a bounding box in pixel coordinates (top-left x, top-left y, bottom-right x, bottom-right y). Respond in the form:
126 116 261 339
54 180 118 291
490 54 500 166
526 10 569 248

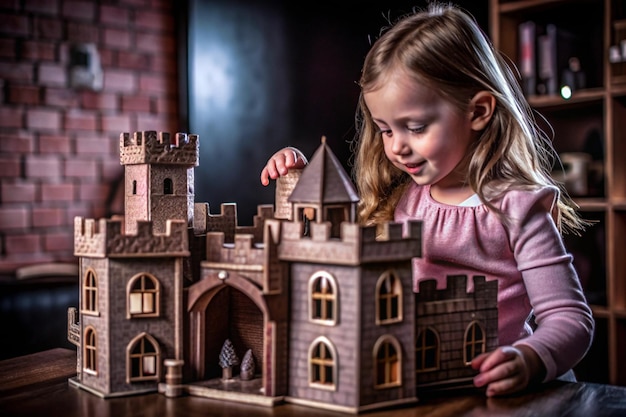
132 180 137 195
374 336 402 388
309 271 337 325
416 327 440 372
83 326 97 375
376 271 402 324
309 337 336 390
127 333 160 382
127 273 160 318
299 207 316 237
464 321 486 364
82 269 98 315
324 206 346 238
164 178 173 194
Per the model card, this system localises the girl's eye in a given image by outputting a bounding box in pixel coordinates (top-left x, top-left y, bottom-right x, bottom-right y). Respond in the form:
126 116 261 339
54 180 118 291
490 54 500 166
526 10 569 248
378 129 392 137
408 125 426 134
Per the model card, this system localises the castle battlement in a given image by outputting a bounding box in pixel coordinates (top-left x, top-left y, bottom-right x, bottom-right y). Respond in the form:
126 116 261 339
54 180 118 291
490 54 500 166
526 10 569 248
74 216 189 258
277 219 421 265
204 232 266 268
119 130 199 166
194 202 276 244
416 275 498 307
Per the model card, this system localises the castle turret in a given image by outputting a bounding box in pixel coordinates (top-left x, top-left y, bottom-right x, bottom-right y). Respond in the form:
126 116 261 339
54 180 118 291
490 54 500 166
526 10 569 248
119 130 199 234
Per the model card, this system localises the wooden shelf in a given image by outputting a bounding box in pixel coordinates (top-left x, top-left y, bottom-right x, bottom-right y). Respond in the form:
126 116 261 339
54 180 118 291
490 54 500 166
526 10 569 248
491 0 625 386
527 88 605 108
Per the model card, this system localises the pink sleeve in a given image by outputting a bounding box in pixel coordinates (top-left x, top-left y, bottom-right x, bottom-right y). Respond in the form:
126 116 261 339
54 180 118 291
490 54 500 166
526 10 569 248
501 187 595 381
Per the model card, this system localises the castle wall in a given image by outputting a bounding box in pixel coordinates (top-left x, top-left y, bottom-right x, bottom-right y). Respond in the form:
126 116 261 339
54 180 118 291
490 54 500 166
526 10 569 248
288 262 361 407
74 217 189 258
78 256 183 396
278 221 421 266
193 202 274 244
287 259 417 411
77 257 111 394
357 262 416 407
119 131 199 167
415 275 499 388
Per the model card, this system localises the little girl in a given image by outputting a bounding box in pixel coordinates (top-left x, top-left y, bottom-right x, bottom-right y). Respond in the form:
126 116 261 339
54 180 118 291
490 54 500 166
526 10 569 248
260 3 594 397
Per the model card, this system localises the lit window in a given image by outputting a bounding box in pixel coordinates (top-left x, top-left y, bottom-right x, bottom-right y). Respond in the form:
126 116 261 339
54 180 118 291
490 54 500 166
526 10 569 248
127 273 159 318
127 333 160 382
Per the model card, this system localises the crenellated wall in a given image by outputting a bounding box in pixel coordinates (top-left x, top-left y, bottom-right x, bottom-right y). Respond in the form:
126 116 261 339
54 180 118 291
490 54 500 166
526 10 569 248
277 219 422 265
74 216 188 257
119 130 199 167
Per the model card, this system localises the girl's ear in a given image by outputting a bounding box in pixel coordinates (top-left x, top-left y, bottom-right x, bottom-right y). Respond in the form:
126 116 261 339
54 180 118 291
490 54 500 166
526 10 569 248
469 91 496 131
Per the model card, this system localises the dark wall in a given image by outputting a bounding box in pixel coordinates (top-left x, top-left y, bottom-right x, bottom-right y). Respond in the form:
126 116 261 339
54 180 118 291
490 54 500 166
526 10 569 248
186 1 488 223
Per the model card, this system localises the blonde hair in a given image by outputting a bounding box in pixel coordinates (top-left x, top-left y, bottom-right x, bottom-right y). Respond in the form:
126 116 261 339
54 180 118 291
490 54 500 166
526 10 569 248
352 2 586 235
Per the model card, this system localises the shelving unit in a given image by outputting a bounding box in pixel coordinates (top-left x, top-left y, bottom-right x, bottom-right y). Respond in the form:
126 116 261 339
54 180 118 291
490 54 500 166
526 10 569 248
490 0 626 386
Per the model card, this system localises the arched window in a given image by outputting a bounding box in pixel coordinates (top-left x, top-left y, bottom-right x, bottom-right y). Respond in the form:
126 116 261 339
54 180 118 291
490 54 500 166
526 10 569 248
83 326 97 374
309 271 338 325
416 327 440 372
127 273 159 318
132 180 137 195
376 271 402 324
82 269 98 314
127 333 160 382
374 336 402 388
309 337 336 390
163 178 173 195
464 321 486 364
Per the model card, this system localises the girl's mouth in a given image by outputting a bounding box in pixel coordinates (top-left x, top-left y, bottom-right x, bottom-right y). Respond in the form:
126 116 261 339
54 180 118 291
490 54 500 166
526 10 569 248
404 161 425 175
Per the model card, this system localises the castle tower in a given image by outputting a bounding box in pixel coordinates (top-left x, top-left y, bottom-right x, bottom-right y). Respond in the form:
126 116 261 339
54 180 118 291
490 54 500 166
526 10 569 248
119 131 199 234
69 130 196 398
286 136 359 238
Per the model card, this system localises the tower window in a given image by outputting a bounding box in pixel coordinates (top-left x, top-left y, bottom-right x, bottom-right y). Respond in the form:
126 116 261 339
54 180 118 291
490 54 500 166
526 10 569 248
82 269 98 315
376 271 402 324
164 178 173 194
83 327 97 374
132 180 137 195
127 333 160 382
309 337 336 390
309 272 337 325
128 273 160 318
374 336 401 388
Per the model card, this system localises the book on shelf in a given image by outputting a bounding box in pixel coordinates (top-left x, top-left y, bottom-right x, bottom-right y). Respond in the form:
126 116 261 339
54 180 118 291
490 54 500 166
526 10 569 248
518 21 536 96
518 22 580 96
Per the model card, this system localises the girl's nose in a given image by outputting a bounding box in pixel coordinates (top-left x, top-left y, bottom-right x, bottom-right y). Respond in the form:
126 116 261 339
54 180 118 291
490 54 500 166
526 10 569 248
390 133 410 155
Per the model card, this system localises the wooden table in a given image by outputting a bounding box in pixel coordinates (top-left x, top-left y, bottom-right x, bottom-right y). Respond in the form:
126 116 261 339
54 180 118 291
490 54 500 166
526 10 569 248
1 348 625 417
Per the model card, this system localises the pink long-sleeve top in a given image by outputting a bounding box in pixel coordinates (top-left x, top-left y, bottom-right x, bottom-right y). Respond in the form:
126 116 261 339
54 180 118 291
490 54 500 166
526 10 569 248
395 183 594 382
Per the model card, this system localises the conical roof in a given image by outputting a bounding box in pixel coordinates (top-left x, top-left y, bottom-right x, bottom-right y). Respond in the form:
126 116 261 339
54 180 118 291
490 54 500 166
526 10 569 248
288 137 359 204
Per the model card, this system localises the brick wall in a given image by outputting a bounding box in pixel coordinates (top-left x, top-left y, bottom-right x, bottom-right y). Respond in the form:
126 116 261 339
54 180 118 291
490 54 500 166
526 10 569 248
0 0 181 273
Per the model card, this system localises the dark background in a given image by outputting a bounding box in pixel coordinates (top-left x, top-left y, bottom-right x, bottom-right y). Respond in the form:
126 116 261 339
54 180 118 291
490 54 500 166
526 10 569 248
185 1 489 223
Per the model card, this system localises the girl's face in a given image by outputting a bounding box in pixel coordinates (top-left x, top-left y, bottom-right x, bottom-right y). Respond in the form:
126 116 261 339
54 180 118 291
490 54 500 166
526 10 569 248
363 69 476 191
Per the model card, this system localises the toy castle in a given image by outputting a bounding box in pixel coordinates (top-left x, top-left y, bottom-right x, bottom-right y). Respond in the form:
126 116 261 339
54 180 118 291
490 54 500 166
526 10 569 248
67 130 498 414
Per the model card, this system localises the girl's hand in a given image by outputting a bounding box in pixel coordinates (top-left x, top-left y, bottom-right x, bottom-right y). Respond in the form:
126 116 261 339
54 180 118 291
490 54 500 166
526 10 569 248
260 147 308 186
471 345 545 397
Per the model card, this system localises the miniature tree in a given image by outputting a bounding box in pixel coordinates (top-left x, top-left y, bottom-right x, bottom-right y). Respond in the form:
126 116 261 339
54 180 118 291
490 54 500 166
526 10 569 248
219 338 240 380
240 349 255 381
